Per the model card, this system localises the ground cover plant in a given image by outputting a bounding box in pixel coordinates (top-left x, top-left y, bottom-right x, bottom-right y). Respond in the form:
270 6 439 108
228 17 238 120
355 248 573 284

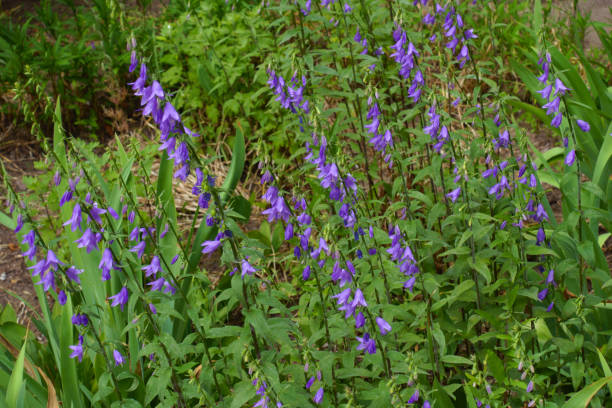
0 0 611 407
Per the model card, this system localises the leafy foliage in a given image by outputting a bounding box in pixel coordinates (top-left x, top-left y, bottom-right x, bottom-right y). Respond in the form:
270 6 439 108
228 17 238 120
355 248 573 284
1 0 611 407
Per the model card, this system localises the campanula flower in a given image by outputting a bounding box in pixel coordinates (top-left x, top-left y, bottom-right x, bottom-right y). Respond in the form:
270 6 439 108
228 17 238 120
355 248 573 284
148 277 165 291
376 317 392 335
59 189 73 207
113 349 125 366
351 288 368 308
546 269 556 285
538 288 548 301
313 388 324 404
89 203 107 225
99 248 117 281
62 203 82 231
446 187 461 203
356 333 376 354
565 149 575 166
109 287 129 311
407 389 419 403
142 256 161 278
129 240 146 259
302 265 311 280
332 287 351 305
551 112 562 128
201 239 222 254
58 290 67 305
355 311 365 328
241 258 256 278
69 335 84 362
74 228 98 253
576 119 590 132
37 270 55 292
14 214 23 233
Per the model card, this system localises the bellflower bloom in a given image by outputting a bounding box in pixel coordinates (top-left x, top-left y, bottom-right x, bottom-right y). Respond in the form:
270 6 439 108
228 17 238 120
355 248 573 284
551 112 562 128
21 229 35 246
536 84 552 100
46 250 62 270
129 240 146 259
142 256 161 278
241 258 256 278
302 265 311 280
14 214 23 233
129 50 138 73
576 119 590 132
58 290 67 305
355 311 365 328
66 266 84 284
554 78 569 96
407 389 420 403
109 287 129 311
148 277 165 291
537 288 548 301
63 203 82 231
28 259 47 277
99 248 117 281
313 388 324 404
89 203 107 225
356 333 376 354
201 239 222 254
446 187 461 203
376 317 392 335
59 189 73 207
351 288 368 308
332 287 351 305
546 269 556 285
113 349 125 366
69 335 84 362
37 270 55 292
107 206 119 220
565 149 576 166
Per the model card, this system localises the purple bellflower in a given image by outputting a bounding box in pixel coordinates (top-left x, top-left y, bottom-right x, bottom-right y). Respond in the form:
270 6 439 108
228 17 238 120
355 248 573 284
109 287 129 311
69 335 84 362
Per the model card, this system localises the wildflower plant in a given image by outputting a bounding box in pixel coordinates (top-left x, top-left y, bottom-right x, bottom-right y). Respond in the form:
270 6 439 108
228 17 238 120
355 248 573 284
1 0 612 407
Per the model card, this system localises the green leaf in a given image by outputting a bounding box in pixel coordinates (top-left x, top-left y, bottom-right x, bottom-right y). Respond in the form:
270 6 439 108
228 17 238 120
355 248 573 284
468 257 491 284
207 326 242 338
441 355 473 365
53 97 68 171
591 123 612 207
596 349 612 396
532 0 543 36
562 376 612 408
535 318 552 344
434 379 455 408
230 380 255 408
5 335 26 408
220 123 246 204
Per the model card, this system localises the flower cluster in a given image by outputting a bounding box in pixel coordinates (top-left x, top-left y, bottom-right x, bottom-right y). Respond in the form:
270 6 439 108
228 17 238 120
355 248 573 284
537 52 569 130
387 225 420 291
267 69 310 116
424 103 450 155
365 98 394 165
390 26 424 103
536 51 590 167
